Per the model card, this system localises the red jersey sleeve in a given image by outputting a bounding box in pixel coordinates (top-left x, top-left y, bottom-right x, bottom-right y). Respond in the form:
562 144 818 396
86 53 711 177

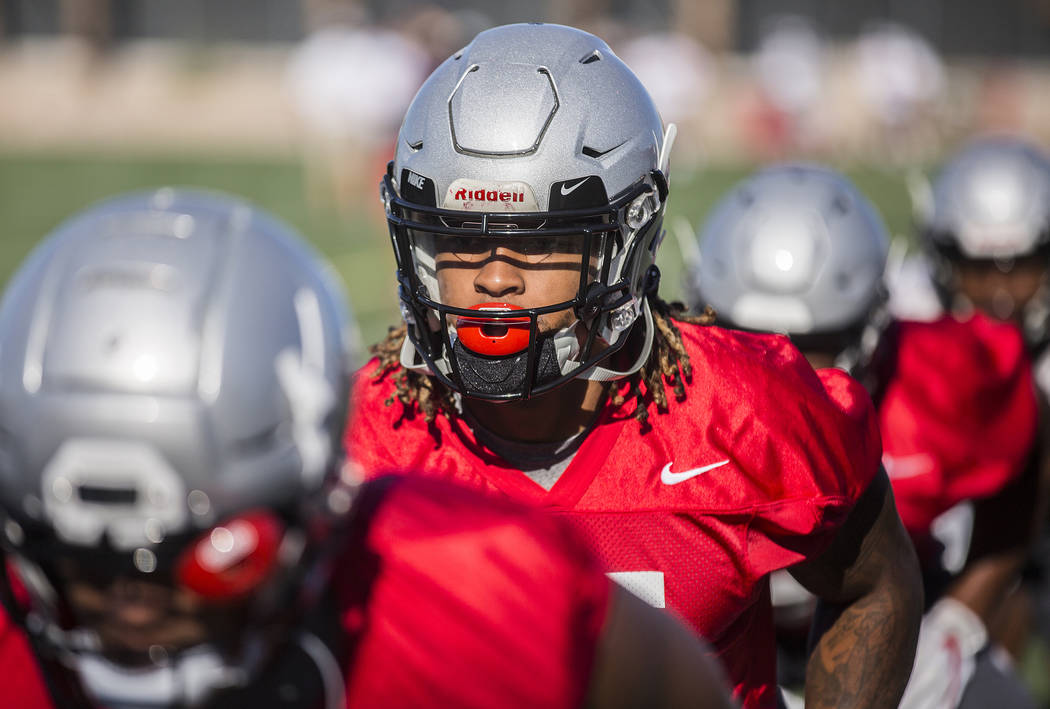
336 475 611 709
677 327 883 580
880 313 1037 538
745 363 882 579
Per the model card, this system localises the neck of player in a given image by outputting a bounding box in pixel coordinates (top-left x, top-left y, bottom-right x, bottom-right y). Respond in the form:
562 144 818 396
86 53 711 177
463 378 609 443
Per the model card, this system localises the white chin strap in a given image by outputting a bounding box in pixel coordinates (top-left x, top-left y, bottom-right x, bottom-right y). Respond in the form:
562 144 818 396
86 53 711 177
558 297 655 382
74 645 244 708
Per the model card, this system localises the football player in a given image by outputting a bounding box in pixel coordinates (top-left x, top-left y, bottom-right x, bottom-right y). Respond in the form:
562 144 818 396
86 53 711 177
691 163 1040 708
916 136 1050 707
0 189 735 709
919 136 1050 348
347 23 922 709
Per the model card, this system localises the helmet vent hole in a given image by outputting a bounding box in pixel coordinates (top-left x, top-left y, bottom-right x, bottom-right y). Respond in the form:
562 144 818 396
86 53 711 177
453 51 463 60
77 485 138 505
831 194 851 216
581 142 624 159
407 140 423 152
580 50 602 64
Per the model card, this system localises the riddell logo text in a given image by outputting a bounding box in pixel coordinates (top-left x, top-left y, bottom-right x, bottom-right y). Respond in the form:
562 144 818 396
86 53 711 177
453 189 525 203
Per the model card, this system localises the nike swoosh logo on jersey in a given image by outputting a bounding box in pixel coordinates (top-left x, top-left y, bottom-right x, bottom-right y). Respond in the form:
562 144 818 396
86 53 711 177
560 178 590 196
660 459 729 485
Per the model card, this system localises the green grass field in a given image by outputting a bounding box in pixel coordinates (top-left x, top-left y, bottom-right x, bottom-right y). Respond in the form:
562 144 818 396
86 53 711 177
0 151 915 348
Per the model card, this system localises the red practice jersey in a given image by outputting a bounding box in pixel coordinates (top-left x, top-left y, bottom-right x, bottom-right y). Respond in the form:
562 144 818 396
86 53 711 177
348 321 882 708
879 313 1038 547
0 475 610 709
0 602 53 708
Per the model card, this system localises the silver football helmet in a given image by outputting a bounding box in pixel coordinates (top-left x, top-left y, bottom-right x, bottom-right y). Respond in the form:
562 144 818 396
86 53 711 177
924 136 1050 260
0 189 353 707
691 164 890 372
921 136 1050 341
382 22 675 401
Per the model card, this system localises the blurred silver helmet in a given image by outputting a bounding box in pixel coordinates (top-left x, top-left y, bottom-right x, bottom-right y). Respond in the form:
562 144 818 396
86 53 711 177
691 164 890 370
920 136 1050 342
924 136 1050 260
382 22 675 401
0 189 353 707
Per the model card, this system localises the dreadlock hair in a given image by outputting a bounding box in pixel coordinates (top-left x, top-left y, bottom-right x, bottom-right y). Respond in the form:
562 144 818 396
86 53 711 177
369 296 715 429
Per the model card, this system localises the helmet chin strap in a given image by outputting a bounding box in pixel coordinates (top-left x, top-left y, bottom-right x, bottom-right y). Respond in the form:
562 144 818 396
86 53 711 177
562 297 655 383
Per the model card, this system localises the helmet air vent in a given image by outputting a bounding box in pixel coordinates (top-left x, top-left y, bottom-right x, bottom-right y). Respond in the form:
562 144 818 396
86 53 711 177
581 140 626 160
77 484 138 505
830 192 852 216
580 50 602 64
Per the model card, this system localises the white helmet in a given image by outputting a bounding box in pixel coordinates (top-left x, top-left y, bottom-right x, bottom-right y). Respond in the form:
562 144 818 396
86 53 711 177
921 136 1050 343
0 189 354 708
382 22 675 401
924 136 1050 260
691 164 890 371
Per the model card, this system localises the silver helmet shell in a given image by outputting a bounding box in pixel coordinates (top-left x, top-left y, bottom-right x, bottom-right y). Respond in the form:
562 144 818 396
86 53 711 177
0 188 353 707
924 136 1050 260
383 22 673 401
693 164 889 338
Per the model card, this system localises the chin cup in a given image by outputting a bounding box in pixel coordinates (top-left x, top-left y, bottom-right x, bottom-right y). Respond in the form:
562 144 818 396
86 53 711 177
451 334 562 397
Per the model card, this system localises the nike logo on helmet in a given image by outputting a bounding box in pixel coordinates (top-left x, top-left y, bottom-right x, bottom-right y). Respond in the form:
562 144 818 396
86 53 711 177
660 460 730 485
560 178 590 196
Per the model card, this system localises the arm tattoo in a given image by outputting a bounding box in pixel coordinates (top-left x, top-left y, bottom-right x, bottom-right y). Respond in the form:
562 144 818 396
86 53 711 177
794 470 923 708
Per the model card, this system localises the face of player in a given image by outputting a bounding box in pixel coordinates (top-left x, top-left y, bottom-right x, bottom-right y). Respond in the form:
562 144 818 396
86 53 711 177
951 252 1048 322
429 233 599 336
57 567 246 666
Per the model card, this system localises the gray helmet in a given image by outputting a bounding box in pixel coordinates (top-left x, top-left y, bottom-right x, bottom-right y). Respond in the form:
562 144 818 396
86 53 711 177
383 22 675 401
920 136 1050 344
924 136 1050 260
691 164 889 369
0 189 354 708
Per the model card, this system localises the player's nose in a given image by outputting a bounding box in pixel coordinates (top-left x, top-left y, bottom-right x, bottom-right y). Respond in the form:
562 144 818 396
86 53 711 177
473 248 526 298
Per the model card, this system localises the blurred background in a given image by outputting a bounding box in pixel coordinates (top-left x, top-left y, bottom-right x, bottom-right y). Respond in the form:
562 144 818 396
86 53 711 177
1 0 1049 354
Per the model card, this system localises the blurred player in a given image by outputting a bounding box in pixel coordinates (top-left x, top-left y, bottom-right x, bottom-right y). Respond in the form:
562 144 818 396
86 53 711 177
916 136 1050 707
0 189 735 709
918 137 1050 341
691 163 1040 708
348 22 922 709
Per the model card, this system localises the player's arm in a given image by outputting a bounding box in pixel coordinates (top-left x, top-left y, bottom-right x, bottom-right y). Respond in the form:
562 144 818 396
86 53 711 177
947 445 1042 626
789 467 923 709
585 585 737 709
